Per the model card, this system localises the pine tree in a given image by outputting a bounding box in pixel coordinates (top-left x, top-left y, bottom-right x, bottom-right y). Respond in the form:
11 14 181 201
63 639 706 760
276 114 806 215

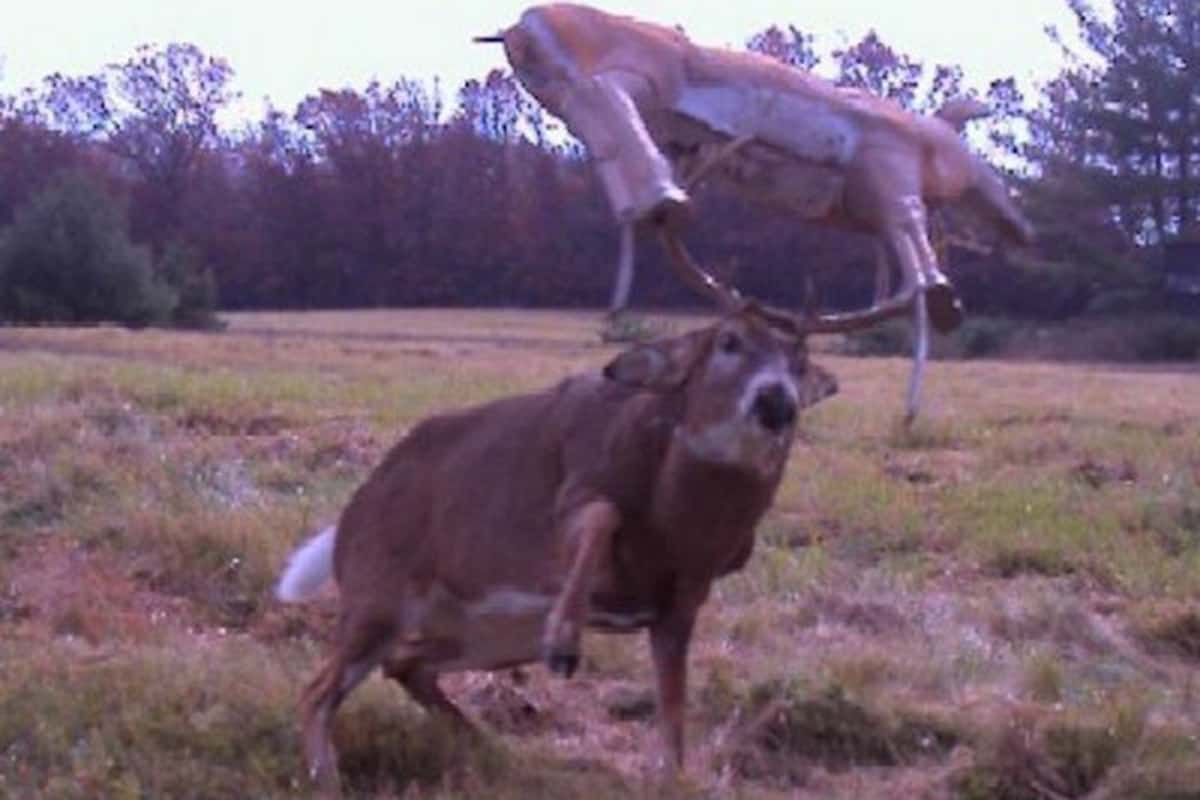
1031 0 1199 244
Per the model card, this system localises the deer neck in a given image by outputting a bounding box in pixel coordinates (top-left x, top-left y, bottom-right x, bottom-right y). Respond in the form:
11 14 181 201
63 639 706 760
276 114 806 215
648 432 779 573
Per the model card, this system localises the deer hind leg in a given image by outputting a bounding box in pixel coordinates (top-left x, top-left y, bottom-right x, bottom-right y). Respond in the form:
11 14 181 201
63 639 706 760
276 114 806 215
856 200 928 320
882 225 932 421
383 657 477 732
898 196 963 333
872 239 893 307
300 613 399 793
542 499 621 677
873 219 925 324
905 289 930 423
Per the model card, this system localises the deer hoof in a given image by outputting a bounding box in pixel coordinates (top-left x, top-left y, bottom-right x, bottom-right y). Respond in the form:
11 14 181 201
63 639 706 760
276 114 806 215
925 283 964 333
647 194 691 230
542 617 580 677
546 650 580 678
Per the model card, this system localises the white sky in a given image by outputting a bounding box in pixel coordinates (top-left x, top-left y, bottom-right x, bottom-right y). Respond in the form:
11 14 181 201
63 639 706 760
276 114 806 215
1 0 1089 120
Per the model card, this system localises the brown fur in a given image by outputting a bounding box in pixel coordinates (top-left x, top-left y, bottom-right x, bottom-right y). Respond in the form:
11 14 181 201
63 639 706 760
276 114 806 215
279 311 837 790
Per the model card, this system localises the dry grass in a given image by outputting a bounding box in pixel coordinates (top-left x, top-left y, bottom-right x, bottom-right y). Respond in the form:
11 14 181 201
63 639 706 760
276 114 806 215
2 308 1198 799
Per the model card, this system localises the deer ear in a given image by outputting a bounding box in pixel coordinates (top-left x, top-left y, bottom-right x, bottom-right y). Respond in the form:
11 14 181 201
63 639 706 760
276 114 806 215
796 361 838 408
603 330 707 391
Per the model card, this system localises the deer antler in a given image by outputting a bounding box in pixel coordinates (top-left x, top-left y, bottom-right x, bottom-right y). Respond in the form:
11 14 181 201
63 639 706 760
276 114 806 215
656 228 743 312
795 295 910 335
658 229 909 336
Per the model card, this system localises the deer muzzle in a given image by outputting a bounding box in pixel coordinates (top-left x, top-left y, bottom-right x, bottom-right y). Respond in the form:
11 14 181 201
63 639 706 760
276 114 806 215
750 382 798 434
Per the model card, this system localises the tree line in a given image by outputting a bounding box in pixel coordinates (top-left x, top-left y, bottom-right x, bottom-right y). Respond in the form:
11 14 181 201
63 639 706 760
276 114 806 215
0 0 1195 326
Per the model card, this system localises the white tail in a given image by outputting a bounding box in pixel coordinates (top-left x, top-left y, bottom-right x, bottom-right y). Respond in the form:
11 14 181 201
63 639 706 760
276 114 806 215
276 526 336 602
289 311 840 789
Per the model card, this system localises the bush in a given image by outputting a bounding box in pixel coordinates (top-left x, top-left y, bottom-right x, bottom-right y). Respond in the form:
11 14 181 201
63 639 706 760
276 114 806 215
954 317 1020 359
0 172 175 326
957 255 1099 321
952 713 1130 800
840 316 1020 360
1085 288 1163 316
159 242 224 330
729 679 958 784
840 317 911 357
1129 316 1200 361
598 313 675 344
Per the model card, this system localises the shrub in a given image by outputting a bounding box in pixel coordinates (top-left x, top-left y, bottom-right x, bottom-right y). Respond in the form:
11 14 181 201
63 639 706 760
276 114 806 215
1129 316 1200 361
840 317 910 356
1085 288 1163 316
840 316 1020 360
159 242 224 330
957 255 1099 321
0 171 176 326
955 317 1019 359
598 313 675 344
990 314 1200 363
729 679 958 784
953 713 1130 800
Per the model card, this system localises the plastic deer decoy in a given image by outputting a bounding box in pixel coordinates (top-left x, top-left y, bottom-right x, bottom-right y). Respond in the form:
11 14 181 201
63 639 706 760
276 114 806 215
478 3 1033 420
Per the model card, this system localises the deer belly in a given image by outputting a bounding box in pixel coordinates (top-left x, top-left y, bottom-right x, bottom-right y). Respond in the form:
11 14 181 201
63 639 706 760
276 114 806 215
419 585 553 672
586 592 658 632
411 582 660 672
660 103 846 217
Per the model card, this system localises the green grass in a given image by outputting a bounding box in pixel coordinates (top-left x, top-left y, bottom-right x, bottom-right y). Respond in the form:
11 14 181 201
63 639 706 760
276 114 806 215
1 308 1198 798
0 637 304 798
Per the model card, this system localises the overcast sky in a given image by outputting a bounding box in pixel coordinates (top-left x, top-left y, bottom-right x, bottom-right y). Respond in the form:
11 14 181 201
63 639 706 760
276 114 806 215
1 1 1092 119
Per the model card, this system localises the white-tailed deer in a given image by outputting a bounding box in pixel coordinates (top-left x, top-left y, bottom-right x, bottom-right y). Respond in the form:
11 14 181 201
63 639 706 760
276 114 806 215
478 3 1034 419
276 306 847 790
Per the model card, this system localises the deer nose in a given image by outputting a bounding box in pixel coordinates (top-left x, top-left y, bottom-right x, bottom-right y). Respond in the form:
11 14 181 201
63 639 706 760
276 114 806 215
751 382 797 433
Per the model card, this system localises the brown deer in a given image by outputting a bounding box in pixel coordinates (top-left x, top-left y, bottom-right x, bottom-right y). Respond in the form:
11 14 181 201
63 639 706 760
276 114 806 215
477 4 1034 419
275 306 848 790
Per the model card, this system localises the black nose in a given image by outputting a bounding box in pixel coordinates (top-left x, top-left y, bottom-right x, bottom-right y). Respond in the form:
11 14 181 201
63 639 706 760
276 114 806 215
751 383 797 433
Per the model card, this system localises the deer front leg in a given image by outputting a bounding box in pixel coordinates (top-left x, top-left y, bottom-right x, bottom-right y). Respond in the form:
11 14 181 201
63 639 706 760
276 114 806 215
648 582 708 769
554 71 688 226
510 16 688 226
609 222 636 315
542 499 621 677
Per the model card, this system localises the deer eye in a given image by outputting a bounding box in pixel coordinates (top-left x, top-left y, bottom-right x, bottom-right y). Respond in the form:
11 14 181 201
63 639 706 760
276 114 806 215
718 332 742 355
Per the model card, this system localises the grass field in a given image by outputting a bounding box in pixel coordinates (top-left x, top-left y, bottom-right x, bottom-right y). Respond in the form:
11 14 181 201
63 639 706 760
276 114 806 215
2 309 1198 799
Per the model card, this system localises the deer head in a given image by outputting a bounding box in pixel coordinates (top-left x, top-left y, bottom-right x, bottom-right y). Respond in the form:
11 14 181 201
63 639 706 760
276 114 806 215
605 309 837 478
